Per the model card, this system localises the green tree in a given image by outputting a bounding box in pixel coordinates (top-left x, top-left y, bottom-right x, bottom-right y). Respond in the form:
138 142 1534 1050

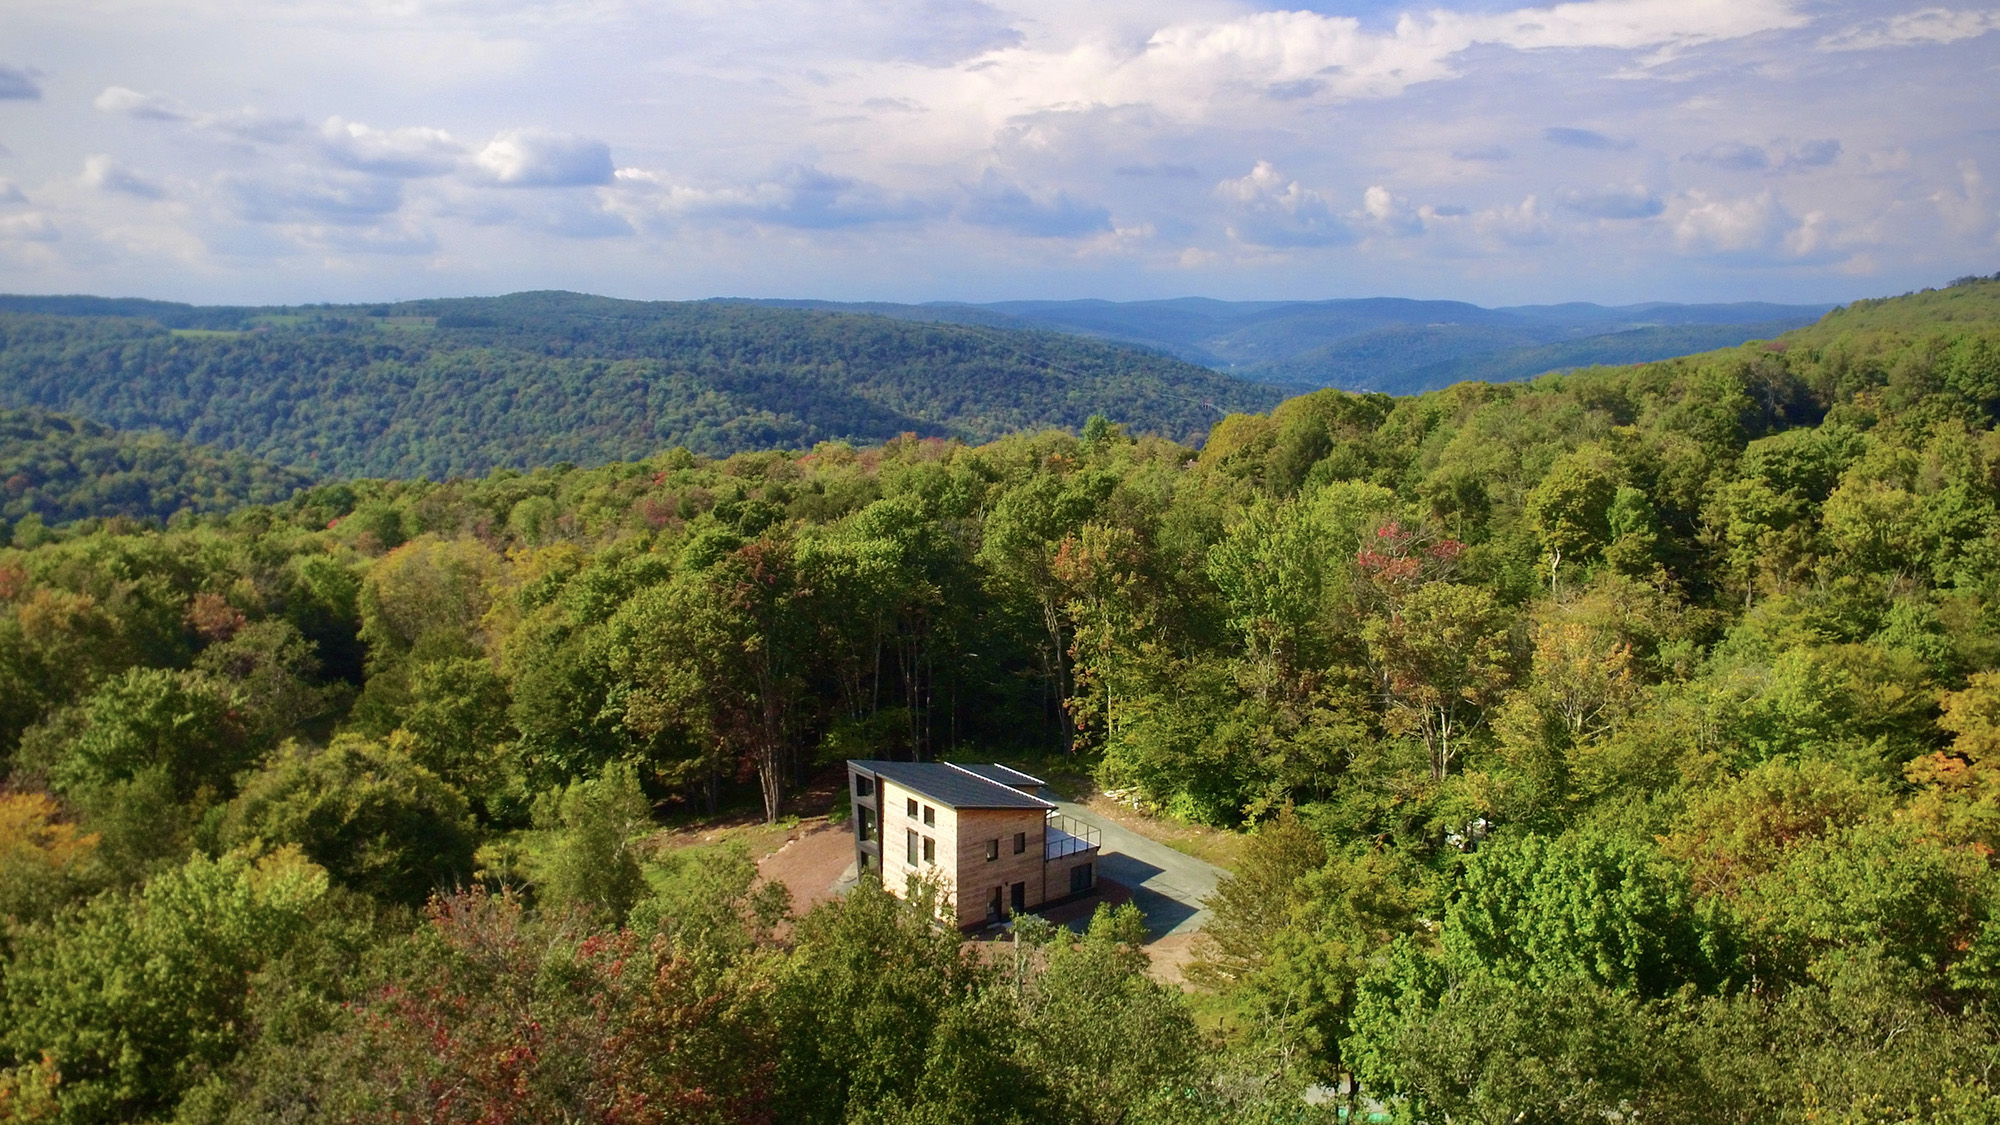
1023 904 1204 1125
0 847 327 1125
395 655 512 800
1364 582 1512 781
220 735 477 905
1524 443 1621 591
45 667 241 801
531 759 652 925
1443 827 1726 996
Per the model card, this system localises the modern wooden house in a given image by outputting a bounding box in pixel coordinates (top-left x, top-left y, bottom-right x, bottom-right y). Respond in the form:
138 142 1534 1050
846 760 1102 927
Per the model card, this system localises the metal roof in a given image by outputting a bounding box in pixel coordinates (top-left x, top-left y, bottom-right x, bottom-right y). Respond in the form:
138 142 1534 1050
950 762 1046 790
848 761 1055 810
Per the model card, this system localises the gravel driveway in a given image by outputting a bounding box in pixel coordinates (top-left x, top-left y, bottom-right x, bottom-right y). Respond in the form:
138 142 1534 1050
1044 795 1226 939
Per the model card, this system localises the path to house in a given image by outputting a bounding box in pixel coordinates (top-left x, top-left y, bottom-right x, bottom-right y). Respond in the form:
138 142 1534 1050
1045 796 1225 939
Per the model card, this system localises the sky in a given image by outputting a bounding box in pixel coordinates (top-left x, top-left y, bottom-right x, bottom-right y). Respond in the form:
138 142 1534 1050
0 0 1996 307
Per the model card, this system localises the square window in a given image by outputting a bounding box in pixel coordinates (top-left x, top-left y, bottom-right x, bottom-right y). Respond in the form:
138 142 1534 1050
907 829 919 866
922 836 935 865
922 805 935 827
1013 832 1026 855
854 775 874 797
906 798 918 818
986 839 999 862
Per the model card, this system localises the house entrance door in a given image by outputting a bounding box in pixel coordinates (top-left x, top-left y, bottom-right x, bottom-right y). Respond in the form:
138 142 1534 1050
1010 882 1025 914
988 886 1003 922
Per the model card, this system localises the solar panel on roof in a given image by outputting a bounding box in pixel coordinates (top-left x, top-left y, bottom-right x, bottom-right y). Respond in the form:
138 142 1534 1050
846 761 1054 809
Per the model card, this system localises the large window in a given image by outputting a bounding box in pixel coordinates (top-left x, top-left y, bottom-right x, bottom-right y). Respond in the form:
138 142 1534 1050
854 775 874 797
1069 862 1093 895
858 806 876 842
922 836 935 865
907 829 919 866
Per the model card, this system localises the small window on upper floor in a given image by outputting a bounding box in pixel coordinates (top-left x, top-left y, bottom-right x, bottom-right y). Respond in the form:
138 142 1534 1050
922 805 936 827
906 798 919 818
986 839 999 862
922 836 935 865
1013 832 1026 855
854 775 874 797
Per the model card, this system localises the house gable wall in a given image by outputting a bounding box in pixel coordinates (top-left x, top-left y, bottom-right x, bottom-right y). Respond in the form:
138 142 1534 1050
876 778 952 909
954 807 1051 925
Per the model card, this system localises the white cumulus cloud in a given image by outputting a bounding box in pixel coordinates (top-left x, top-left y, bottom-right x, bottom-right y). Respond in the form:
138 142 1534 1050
321 118 463 177
94 86 194 122
0 213 57 242
475 129 613 188
1674 190 1786 254
611 164 933 229
1821 7 2000 50
1217 161 1354 248
81 155 166 199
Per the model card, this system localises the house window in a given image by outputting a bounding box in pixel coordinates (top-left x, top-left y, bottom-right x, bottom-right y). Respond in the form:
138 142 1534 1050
907 829 919 866
922 805 935 827
1010 882 1025 912
922 836 935 865
986 839 999 862
854 775 874 797
906 798 918 818
1013 832 1026 855
858 806 876 842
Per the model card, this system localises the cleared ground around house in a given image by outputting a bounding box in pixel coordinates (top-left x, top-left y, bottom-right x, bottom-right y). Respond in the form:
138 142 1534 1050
750 808 1228 938
756 820 855 914
1042 796 1225 939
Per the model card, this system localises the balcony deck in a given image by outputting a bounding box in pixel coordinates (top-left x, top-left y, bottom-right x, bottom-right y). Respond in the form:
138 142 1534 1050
1045 813 1100 861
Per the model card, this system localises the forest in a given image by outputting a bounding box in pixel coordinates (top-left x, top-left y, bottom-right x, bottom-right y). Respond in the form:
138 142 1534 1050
4 277 2000 1122
0 409 308 532
0 293 1279 479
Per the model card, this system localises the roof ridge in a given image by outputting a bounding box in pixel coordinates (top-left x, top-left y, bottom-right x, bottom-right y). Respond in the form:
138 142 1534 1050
851 759 1053 810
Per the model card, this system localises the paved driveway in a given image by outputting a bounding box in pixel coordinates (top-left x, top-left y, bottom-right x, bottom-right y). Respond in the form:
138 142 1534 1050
1045 796 1226 939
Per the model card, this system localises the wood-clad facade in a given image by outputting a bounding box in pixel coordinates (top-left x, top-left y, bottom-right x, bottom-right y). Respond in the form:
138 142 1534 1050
846 761 1101 928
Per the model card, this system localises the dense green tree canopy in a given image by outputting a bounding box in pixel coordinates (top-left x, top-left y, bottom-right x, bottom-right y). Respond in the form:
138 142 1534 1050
3 278 2000 1122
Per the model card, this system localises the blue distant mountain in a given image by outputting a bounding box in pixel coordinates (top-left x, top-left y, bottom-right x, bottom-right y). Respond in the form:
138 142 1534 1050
732 295 1834 394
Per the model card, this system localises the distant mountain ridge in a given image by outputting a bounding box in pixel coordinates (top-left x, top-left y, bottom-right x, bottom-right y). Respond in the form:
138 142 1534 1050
730 294 1834 393
0 291 1281 478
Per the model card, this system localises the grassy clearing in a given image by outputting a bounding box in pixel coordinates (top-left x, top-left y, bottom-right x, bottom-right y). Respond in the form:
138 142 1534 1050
169 328 244 339
637 813 807 862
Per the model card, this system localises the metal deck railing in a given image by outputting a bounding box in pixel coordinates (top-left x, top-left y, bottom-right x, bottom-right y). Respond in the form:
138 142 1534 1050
1045 813 1100 861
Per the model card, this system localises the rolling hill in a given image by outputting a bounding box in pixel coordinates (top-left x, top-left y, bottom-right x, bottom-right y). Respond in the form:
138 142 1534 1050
0 292 1282 479
0 408 309 531
744 295 1833 392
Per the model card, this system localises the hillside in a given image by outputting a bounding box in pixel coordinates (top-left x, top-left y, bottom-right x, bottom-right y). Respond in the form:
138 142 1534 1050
0 408 308 532
1319 319 1811 394
0 292 1280 478
749 294 1833 391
